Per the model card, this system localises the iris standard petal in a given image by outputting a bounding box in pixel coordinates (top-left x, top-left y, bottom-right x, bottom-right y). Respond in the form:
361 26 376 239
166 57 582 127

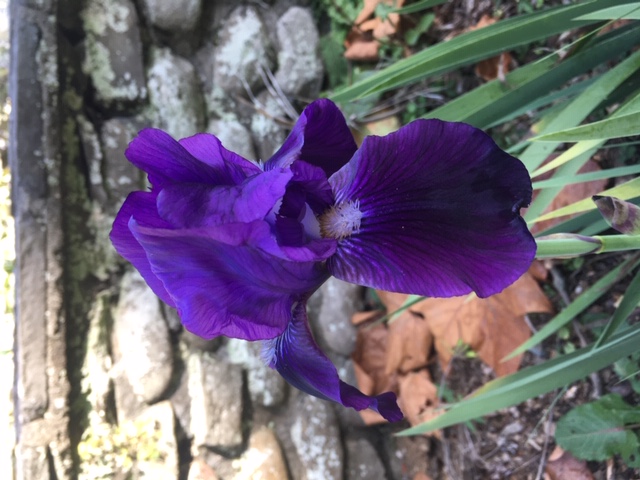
179 133 261 180
264 303 404 422
328 119 536 299
266 99 357 177
156 167 293 228
126 128 255 189
110 191 176 307
128 220 331 340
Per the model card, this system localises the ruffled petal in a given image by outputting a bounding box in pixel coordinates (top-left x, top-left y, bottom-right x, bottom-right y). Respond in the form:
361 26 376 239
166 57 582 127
128 220 330 340
272 162 334 247
266 99 357 177
110 191 176 307
156 167 293 228
179 133 261 180
126 129 255 189
328 119 536 299
264 303 404 422
289 160 334 214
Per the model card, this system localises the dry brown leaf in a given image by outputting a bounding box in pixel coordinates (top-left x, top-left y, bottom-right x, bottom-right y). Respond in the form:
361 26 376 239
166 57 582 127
466 14 512 81
468 14 497 30
475 52 512 82
411 268 553 376
344 38 381 62
352 323 397 399
352 115 402 146
353 356 392 424
344 0 405 61
530 158 607 233
373 12 401 40
545 446 594 480
351 310 381 326
398 370 441 435
354 0 383 25
385 309 433 374
377 290 407 311
413 474 434 480
352 263 552 425
529 259 549 281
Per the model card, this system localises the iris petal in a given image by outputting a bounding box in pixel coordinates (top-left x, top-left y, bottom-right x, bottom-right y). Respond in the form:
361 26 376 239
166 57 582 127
110 191 176 307
178 133 261 180
266 99 357 177
328 119 536 298
264 303 404 422
126 129 257 189
128 220 330 340
156 168 293 228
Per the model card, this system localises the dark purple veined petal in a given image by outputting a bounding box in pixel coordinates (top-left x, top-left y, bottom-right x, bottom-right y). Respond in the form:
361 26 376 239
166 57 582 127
156 167 293 228
128 219 331 340
263 303 404 422
126 129 258 189
273 162 333 247
328 119 536 299
289 160 334 214
110 191 176 307
266 99 357 177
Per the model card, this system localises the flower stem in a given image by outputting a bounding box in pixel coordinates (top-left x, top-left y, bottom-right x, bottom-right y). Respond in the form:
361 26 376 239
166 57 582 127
535 234 640 259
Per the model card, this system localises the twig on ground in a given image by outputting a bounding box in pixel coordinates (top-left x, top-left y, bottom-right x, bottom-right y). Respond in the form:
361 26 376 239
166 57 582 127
257 65 299 120
572 320 603 399
550 266 571 306
534 408 555 480
441 428 460 480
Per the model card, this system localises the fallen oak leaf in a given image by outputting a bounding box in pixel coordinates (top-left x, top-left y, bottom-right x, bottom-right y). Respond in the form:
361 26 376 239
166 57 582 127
412 269 552 376
352 323 399 424
529 258 549 281
466 15 513 81
475 52 512 82
413 474 434 480
530 157 607 234
385 309 433 375
377 290 408 312
545 446 595 480
344 29 380 62
354 0 384 25
351 310 381 326
344 0 405 61
398 370 441 435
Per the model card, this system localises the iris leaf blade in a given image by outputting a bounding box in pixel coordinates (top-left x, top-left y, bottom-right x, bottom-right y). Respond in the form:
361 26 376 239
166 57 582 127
503 257 640 361
575 3 640 20
595 266 640 348
531 165 640 189
398 324 640 435
530 111 640 142
331 0 637 102
525 89 640 222
519 46 640 172
530 176 640 225
391 0 447 14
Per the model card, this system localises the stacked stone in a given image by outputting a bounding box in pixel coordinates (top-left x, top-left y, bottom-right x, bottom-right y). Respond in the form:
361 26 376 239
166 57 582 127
11 0 433 479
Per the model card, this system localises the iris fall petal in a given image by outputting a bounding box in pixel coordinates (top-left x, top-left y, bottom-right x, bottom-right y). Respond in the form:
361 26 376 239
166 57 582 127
110 191 176 307
264 303 404 422
328 119 536 298
129 220 330 340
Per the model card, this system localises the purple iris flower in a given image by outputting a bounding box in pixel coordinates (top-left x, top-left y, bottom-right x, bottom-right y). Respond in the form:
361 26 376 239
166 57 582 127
110 99 535 423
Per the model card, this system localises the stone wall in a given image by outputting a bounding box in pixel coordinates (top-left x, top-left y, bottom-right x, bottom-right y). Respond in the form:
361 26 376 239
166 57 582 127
10 0 432 479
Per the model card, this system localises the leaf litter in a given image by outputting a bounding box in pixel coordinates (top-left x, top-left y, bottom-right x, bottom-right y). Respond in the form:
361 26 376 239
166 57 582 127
351 262 553 431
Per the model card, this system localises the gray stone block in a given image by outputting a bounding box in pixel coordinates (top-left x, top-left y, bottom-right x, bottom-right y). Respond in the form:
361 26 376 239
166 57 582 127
82 0 147 108
146 47 205 139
